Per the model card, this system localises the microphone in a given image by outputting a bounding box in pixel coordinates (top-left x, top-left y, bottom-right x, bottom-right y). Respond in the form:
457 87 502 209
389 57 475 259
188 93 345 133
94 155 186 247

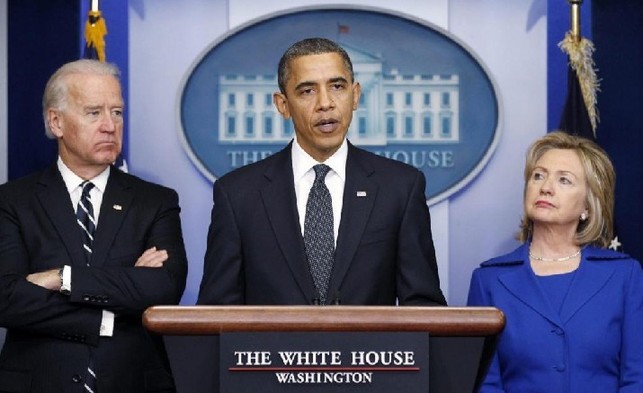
331 290 341 305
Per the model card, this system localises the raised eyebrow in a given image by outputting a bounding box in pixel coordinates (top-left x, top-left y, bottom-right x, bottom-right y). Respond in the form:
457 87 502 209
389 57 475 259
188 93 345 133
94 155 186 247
329 76 349 85
557 170 578 179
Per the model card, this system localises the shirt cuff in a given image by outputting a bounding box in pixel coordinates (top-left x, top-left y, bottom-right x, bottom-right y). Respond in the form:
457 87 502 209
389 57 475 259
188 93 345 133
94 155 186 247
100 310 115 337
60 265 72 294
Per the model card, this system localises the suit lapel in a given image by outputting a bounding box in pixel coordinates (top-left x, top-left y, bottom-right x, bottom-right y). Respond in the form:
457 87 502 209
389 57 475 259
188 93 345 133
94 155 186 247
498 257 562 326
260 146 317 301
328 145 377 297
90 168 133 267
36 165 87 267
559 257 616 324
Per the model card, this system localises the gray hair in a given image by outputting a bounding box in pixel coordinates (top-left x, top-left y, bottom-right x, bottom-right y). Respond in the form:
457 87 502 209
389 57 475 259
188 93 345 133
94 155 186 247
42 59 121 138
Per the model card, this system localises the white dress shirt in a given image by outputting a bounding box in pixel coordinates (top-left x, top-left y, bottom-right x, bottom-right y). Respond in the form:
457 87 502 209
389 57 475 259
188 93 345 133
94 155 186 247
291 137 347 245
57 157 114 336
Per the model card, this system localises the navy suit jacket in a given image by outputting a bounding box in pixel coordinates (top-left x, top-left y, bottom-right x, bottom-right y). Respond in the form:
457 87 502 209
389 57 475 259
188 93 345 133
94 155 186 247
0 165 188 393
468 243 643 393
197 141 445 306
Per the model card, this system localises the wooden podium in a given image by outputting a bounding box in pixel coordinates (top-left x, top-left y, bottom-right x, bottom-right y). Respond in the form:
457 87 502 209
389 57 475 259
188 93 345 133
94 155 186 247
144 306 504 393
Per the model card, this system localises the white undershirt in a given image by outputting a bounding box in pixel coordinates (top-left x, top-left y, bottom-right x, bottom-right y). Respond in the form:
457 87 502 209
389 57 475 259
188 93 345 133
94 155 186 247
291 137 347 245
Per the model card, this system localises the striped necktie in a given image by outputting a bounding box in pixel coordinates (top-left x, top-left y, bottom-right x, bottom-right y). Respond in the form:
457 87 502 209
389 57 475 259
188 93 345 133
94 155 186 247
76 181 98 392
84 361 97 393
76 181 96 265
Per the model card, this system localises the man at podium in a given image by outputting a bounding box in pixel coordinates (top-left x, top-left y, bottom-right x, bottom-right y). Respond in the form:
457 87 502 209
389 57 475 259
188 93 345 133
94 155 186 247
197 38 446 307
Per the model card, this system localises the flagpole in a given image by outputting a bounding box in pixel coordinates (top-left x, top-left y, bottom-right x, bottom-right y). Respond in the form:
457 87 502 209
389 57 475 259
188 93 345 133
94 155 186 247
568 0 582 43
91 0 99 12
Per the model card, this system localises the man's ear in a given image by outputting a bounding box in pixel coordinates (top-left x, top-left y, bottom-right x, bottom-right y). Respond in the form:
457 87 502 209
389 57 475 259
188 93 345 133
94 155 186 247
273 92 291 119
352 82 361 111
47 108 64 138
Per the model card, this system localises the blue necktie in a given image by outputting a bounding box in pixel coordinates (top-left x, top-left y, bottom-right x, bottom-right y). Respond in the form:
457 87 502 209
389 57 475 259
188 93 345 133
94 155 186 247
304 164 335 305
84 361 97 393
76 181 98 392
76 181 96 265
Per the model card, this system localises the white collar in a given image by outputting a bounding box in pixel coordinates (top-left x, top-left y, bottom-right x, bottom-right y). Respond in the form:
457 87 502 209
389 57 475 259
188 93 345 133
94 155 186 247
291 136 348 182
57 156 110 194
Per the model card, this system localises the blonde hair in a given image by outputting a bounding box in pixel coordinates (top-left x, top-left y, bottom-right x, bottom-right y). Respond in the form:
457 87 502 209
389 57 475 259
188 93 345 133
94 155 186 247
42 59 121 138
518 131 615 248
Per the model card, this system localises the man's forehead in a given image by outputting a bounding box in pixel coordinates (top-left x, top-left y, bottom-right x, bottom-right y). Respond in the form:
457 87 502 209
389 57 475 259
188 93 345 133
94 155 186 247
290 52 345 68
67 75 122 99
288 54 350 83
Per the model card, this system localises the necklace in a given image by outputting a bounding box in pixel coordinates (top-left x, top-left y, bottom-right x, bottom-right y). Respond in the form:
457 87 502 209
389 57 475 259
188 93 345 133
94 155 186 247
529 248 581 262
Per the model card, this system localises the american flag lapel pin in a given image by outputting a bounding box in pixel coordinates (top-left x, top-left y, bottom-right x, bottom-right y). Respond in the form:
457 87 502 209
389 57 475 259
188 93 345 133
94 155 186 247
113 204 123 211
356 191 367 197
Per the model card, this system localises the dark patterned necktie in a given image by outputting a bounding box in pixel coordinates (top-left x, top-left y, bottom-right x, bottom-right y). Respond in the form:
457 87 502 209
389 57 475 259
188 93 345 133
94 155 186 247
76 181 98 392
76 181 96 266
304 164 335 305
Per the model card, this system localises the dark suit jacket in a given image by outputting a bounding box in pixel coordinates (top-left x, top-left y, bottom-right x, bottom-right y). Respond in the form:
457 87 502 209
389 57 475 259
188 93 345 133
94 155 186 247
197 141 446 306
0 164 188 393
468 244 643 393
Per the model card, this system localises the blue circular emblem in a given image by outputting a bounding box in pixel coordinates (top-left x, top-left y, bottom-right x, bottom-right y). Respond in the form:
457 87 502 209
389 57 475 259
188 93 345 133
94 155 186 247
179 7 500 205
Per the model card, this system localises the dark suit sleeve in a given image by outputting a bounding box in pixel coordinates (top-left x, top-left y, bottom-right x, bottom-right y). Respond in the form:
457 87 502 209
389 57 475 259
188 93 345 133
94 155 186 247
197 180 245 305
396 170 447 306
0 189 102 343
69 188 188 315
0 180 187 345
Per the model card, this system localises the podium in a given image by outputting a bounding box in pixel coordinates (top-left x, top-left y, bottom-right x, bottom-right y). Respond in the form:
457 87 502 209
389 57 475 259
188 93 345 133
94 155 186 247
144 306 504 393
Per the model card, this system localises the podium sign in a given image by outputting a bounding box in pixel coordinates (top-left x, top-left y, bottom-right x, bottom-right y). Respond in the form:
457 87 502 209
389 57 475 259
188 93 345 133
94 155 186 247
220 332 429 392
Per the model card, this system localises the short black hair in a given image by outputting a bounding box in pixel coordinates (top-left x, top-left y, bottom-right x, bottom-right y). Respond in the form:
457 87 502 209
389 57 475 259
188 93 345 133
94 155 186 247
277 37 354 93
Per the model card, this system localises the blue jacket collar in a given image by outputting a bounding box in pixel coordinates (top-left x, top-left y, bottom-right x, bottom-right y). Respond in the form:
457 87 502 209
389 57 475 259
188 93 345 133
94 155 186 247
482 243 625 326
480 243 630 267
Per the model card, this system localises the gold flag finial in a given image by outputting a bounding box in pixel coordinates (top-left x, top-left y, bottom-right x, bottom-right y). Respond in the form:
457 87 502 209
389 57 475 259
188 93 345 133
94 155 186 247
84 0 107 62
560 0 599 133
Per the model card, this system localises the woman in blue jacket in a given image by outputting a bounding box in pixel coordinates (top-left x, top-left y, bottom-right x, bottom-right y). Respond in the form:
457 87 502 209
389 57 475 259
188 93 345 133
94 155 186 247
468 131 642 393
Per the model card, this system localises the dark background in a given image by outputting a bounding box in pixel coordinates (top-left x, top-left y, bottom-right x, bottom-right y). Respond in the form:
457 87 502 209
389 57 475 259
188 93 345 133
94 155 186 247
591 0 643 259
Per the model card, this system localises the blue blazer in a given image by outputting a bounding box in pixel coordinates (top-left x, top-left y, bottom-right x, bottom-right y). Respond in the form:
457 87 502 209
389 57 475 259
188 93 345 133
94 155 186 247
467 243 643 393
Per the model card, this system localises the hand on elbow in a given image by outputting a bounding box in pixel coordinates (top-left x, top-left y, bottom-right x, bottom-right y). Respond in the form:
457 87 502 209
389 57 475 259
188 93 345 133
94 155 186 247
26 269 60 291
134 247 168 268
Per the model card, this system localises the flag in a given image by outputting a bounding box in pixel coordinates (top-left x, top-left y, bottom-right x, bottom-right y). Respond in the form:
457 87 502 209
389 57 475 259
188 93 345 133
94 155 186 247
557 32 623 252
84 9 107 62
337 23 350 34
557 32 598 139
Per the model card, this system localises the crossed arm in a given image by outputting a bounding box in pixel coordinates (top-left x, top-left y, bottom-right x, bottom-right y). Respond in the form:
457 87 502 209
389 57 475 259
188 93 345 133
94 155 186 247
0 186 187 344
26 247 169 291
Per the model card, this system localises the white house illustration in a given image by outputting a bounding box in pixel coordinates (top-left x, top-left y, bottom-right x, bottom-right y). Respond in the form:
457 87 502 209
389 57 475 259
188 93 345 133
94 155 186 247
217 44 460 145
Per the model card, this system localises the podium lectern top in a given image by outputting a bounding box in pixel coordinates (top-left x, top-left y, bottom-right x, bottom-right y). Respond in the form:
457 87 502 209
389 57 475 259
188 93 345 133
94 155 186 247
143 306 504 336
